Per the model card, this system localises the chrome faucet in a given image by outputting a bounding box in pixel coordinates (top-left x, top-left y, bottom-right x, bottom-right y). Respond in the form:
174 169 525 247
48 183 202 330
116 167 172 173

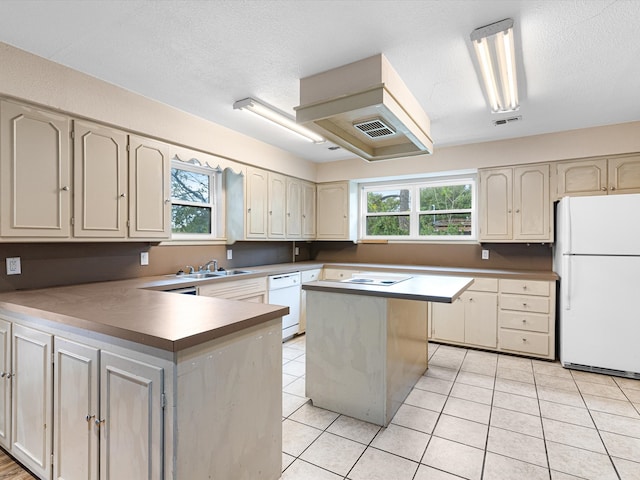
202 259 218 272
185 265 195 274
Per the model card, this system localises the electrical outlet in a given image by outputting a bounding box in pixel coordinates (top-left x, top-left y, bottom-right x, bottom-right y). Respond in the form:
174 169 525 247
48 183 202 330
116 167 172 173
295 247 300 255
140 252 149 266
6 257 21 275
481 249 490 260
226 249 233 260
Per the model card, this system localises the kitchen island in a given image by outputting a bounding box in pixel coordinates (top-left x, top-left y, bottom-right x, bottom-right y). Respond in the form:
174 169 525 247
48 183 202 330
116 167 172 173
0 281 288 480
303 273 473 426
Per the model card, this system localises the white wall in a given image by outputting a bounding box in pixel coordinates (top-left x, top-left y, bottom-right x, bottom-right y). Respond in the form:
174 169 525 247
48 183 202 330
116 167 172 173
317 121 640 183
3 41 639 186
0 42 317 182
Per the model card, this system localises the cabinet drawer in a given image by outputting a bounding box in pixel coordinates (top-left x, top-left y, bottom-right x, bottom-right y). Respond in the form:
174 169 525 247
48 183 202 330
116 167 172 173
499 311 549 333
469 277 498 292
198 277 267 299
301 269 321 283
499 329 549 356
322 268 359 281
500 294 549 314
500 279 550 296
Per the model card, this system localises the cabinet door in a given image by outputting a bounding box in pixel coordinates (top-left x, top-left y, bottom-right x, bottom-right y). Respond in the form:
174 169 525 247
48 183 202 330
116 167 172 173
11 324 53 480
479 168 512 241
99 352 163 480
53 338 99 480
302 181 317 239
286 178 302 239
608 154 640 194
268 172 287 239
556 159 608 197
0 318 10 450
513 164 551 241
246 167 268 238
128 135 171 239
431 296 465 343
316 182 349 239
73 120 128 238
0 100 71 238
464 291 498 348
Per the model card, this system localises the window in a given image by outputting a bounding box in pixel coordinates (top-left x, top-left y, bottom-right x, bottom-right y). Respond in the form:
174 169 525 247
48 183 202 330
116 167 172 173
171 159 220 238
361 177 476 241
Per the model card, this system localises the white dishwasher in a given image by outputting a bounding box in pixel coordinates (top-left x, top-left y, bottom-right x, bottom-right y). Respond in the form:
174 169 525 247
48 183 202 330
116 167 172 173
268 272 301 340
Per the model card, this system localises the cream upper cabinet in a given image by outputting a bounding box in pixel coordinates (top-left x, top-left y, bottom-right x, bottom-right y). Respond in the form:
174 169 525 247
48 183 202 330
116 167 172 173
245 167 268 239
555 154 640 198
479 164 552 242
0 100 71 238
128 135 171 239
73 120 128 238
268 172 287 239
316 181 357 241
608 154 640 194
302 181 317 239
479 168 512 241
286 177 302 239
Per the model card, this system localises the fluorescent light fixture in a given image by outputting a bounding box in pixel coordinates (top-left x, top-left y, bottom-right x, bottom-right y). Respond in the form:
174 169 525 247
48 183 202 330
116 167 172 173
233 97 325 143
470 18 519 113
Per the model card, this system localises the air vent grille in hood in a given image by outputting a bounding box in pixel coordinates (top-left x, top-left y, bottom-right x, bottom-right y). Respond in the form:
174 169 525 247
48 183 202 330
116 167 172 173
295 54 433 162
354 118 396 138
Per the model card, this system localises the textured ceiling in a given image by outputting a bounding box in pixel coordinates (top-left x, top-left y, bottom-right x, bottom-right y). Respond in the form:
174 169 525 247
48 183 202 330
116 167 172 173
0 0 639 163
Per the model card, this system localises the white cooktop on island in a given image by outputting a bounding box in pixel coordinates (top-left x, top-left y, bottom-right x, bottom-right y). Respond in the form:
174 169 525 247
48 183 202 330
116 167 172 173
303 273 473 426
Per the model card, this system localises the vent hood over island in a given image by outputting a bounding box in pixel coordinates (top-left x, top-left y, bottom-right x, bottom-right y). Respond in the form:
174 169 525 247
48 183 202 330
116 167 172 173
295 54 433 161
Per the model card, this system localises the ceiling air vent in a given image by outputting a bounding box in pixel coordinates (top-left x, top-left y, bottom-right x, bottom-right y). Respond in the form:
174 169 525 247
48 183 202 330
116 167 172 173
493 115 522 126
354 118 396 139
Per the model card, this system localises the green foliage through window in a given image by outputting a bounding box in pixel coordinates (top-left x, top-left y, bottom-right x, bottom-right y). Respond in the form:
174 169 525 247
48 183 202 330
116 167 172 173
171 162 217 235
361 179 475 239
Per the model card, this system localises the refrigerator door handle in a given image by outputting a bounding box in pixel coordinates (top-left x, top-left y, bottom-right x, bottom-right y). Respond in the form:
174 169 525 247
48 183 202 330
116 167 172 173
563 254 571 310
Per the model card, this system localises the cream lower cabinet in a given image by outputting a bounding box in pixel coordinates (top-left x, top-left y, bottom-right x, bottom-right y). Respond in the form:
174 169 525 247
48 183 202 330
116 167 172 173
430 278 498 349
11 324 53 480
555 154 640 198
198 276 267 303
0 318 10 450
429 276 556 360
498 279 556 360
299 269 321 334
479 164 552 242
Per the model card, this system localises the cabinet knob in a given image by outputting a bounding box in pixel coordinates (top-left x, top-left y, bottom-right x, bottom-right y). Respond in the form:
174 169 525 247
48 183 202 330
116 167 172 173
522 338 528 343
522 303 527 307
515 209 520 213
165 199 171 204
601 187 607 191
287 212 291 217
95 418 106 427
120 193 126 198
522 319 527 324
247 208 252 213
269 211 272 215
62 186 70 192
610 186 616 191
86 414 95 422
523 285 527 290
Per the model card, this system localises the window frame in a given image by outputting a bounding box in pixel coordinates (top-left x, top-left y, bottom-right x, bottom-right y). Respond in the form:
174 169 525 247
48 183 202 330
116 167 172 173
170 158 222 240
359 175 477 242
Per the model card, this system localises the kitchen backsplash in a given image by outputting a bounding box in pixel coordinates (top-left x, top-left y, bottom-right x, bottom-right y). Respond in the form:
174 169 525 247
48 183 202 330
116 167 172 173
0 240 550 293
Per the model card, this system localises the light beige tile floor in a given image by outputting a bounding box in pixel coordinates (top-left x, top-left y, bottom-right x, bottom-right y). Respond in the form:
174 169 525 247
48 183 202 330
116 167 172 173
281 335 640 480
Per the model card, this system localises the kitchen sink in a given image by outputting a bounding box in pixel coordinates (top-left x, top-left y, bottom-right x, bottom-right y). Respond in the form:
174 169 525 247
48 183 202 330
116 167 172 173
172 269 253 279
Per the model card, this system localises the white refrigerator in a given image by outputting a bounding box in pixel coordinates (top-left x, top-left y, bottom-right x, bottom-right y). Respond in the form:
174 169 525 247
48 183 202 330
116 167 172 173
554 193 640 378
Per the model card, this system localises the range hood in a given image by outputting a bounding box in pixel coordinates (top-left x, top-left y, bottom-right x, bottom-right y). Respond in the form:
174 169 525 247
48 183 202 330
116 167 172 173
295 54 433 161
